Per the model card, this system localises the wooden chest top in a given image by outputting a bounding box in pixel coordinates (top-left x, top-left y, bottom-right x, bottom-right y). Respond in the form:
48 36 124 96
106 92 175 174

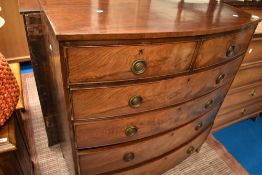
38 0 260 41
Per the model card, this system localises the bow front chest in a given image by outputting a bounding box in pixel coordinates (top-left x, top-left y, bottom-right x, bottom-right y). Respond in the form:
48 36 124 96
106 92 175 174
37 0 260 174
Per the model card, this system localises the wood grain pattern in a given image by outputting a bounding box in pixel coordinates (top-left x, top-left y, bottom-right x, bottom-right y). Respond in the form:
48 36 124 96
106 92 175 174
195 26 255 69
32 1 260 174
74 84 230 149
78 109 217 175
67 42 197 83
71 56 243 120
111 127 211 175
38 0 260 41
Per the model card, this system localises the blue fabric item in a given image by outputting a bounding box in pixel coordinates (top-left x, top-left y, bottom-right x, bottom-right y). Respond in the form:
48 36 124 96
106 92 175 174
20 62 33 74
214 114 262 175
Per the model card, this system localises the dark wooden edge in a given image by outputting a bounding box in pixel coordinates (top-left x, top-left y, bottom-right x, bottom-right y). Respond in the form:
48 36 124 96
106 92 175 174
207 135 250 175
19 73 41 175
22 12 59 146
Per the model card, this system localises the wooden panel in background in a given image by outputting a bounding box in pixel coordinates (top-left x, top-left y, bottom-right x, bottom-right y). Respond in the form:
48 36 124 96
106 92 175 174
0 0 30 62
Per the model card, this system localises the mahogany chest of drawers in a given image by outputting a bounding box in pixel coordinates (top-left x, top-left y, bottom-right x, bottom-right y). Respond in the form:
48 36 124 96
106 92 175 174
20 0 260 174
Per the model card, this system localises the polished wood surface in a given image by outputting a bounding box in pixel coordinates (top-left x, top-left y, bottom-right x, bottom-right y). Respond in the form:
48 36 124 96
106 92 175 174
72 56 243 120
39 0 260 41
28 1 260 174
112 127 211 175
195 26 255 69
67 41 197 83
0 0 29 61
78 111 216 175
75 85 229 148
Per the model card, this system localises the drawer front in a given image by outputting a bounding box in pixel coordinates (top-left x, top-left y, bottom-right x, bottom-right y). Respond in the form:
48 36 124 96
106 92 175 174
71 56 243 120
215 99 262 129
74 85 229 148
220 83 262 110
231 62 262 88
242 38 262 64
112 126 211 175
67 42 197 84
78 112 215 175
195 26 254 69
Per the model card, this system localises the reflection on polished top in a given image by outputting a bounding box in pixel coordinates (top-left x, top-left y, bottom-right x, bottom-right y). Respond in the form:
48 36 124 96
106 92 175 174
39 0 260 40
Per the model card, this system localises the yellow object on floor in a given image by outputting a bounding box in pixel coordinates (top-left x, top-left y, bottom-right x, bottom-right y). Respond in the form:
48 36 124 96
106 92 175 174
9 63 24 110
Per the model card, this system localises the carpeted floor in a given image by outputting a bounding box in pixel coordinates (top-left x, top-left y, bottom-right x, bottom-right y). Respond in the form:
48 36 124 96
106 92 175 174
21 72 248 175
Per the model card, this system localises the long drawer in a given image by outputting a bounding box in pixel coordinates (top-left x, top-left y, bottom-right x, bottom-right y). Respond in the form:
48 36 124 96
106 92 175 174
78 115 214 175
194 26 255 69
214 99 262 130
231 61 262 89
220 82 262 111
71 56 243 120
66 42 197 84
74 85 229 148
111 126 211 175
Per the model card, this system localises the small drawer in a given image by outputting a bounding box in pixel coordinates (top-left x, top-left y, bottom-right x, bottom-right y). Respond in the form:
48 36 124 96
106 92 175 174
71 56 243 120
242 38 262 64
77 114 213 175
220 82 262 110
231 62 262 89
66 42 197 84
215 99 262 130
195 26 255 69
74 85 228 148
105 126 210 175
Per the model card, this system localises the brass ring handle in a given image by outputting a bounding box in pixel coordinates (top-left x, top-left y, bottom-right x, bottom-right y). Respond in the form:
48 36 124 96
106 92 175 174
131 60 147 75
125 125 138 137
205 99 213 109
226 44 235 57
241 108 247 115
250 89 256 97
187 146 195 155
216 74 225 84
195 122 203 131
123 152 135 162
129 96 143 108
